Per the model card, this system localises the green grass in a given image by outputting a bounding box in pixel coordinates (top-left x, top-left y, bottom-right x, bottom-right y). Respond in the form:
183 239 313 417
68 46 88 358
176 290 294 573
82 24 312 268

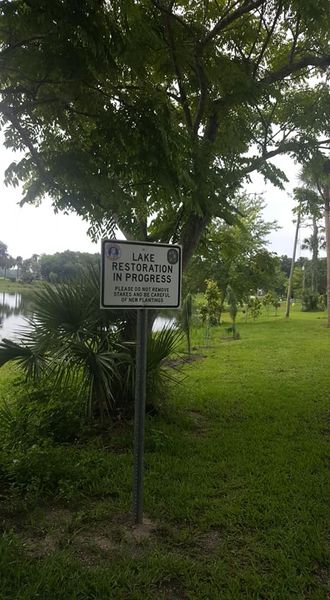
0 277 44 293
0 310 329 599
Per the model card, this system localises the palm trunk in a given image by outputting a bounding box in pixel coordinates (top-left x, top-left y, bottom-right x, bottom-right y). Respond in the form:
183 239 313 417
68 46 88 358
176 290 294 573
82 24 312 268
311 217 319 293
324 187 330 327
285 213 300 318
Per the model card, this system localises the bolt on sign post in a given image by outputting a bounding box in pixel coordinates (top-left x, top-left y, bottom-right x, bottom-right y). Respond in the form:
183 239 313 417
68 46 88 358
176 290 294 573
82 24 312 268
101 240 182 524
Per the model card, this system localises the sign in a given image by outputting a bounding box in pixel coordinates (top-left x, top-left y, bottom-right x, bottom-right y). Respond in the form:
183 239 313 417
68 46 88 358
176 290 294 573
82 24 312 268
100 239 182 524
101 240 182 309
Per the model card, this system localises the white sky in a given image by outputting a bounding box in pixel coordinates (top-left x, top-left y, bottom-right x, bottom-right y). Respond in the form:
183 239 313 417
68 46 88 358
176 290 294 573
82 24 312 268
0 142 99 259
0 142 311 261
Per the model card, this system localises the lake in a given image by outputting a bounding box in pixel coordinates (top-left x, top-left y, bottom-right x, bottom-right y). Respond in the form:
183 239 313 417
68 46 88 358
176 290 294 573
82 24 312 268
0 291 35 341
0 290 176 341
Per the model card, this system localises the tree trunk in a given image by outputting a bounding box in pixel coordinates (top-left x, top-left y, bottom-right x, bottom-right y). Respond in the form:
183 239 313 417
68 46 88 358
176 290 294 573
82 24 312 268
324 187 330 327
311 216 319 293
181 214 210 270
285 212 300 318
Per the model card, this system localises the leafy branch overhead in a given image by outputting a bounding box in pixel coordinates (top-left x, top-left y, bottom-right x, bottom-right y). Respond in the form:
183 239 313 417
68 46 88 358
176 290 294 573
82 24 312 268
0 1 329 265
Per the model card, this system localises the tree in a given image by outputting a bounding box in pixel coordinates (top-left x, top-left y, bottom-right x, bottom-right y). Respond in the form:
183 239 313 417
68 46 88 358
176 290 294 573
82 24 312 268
291 264 303 299
30 253 40 279
0 241 8 272
295 155 330 325
301 217 325 293
247 296 262 320
0 1 329 275
279 255 292 279
204 279 222 326
0 242 14 278
39 251 100 282
19 258 32 282
185 193 281 305
15 255 23 280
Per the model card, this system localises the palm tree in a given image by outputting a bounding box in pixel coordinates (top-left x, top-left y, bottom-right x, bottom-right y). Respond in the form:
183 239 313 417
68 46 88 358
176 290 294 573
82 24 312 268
301 217 325 293
0 268 183 420
15 256 23 280
21 258 32 281
4 255 14 279
0 241 8 276
0 270 133 420
295 155 330 326
31 253 40 279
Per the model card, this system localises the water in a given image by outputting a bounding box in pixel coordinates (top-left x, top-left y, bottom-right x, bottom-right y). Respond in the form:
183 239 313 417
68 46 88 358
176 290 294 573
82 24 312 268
0 290 176 340
0 291 34 341
152 315 176 331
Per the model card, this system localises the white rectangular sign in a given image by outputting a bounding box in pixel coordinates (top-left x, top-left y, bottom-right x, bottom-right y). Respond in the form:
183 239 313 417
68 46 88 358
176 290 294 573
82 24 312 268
101 240 182 309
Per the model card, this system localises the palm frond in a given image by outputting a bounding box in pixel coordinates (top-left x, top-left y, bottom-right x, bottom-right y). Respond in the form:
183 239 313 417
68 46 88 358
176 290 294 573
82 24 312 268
32 282 95 337
147 325 183 371
0 338 48 379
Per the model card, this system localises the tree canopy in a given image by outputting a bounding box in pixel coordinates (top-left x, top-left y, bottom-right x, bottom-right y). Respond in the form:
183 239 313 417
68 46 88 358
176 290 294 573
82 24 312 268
39 251 100 282
0 240 7 268
0 1 329 267
183 193 284 299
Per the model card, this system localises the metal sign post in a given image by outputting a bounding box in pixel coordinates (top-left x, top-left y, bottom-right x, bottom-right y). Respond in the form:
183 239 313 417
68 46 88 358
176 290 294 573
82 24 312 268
101 239 181 525
133 309 148 524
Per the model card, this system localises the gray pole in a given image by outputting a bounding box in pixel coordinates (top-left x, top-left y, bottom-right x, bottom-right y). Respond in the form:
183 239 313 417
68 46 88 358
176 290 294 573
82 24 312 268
285 212 301 318
133 308 148 524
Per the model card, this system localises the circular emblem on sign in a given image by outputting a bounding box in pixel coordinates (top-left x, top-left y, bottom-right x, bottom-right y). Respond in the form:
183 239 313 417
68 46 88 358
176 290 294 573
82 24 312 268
106 244 121 260
167 248 179 265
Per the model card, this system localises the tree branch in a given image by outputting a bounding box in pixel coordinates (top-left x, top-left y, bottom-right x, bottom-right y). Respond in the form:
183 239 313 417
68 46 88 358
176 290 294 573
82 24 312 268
240 141 303 178
0 35 48 57
0 104 136 240
192 54 208 135
253 1 283 76
262 54 330 84
164 13 193 131
200 0 265 48
0 103 51 184
152 0 188 28
289 14 301 64
205 52 330 145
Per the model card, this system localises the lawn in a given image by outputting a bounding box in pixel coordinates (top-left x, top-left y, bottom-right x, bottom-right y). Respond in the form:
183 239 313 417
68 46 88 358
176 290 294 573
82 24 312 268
0 277 43 293
0 309 329 599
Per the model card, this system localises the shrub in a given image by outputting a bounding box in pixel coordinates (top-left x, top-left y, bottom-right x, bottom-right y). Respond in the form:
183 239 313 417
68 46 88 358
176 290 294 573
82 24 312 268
199 303 209 324
0 268 183 421
0 386 85 449
146 326 184 411
301 290 322 311
0 442 121 501
247 297 262 320
200 280 222 325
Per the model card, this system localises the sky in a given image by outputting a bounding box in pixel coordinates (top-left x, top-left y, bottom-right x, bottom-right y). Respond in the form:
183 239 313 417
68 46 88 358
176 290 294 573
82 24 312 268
0 141 311 261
